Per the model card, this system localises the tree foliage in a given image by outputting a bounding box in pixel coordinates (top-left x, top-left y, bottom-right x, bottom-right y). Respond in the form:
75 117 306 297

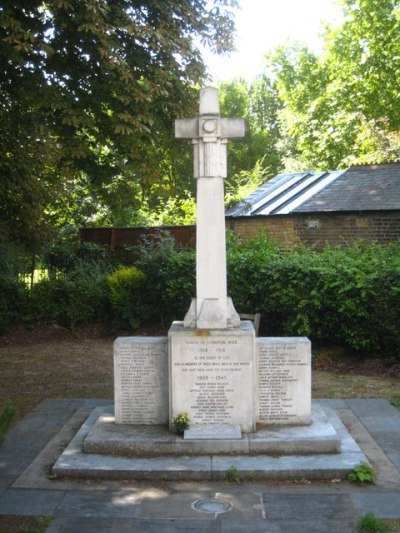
0 0 237 248
270 0 400 170
218 76 283 205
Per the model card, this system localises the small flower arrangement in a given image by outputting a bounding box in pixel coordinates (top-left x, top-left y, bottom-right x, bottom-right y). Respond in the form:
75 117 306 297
172 412 191 436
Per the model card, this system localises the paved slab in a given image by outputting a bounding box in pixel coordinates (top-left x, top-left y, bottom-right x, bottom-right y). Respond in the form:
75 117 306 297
262 493 357 520
221 518 358 533
54 489 140 518
350 492 400 519
47 517 222 532
0 488 65 516
136 491 263 520
338 408 400 488
389 453 400 471
0 398 398 533
0 475 16 497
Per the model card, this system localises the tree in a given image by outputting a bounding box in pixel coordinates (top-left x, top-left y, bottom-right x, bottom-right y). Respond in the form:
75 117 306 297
270 0 400 170
218 75 283 205
0 0 238 248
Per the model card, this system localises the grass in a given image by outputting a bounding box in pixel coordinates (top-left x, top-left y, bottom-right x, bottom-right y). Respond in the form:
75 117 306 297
0 516 52 533
312 371 399 400
380 519 400 532
358 513 400 533
391 398 400 410
0 338 114 421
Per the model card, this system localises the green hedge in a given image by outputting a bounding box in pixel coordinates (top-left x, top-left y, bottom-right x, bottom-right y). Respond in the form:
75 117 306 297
2 236 400 357
0 243 30 332
27 259 110 331
227 237 400 356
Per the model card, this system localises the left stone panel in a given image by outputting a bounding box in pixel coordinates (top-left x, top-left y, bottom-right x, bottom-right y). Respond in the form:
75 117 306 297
114 336 169 424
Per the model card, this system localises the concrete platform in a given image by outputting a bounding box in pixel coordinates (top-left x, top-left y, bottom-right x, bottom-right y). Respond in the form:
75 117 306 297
83 403 340 457
53 401 365 480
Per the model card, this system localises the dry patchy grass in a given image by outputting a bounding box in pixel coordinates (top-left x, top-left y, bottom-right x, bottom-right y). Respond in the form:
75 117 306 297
313 370 399 399
0 515 52 533
0 339 114 420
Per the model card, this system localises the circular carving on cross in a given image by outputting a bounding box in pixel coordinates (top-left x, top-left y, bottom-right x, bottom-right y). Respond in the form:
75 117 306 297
202 119 217 134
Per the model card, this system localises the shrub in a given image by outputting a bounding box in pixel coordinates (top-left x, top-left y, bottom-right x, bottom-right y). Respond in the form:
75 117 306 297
28 260 109 331
5 230 400 356
43 240 117 274
126 234 195 325
107 265 148 329
227 237 400 356
0 243 29 332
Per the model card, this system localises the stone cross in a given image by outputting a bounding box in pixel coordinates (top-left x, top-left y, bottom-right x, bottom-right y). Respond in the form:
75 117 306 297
175 88 245 329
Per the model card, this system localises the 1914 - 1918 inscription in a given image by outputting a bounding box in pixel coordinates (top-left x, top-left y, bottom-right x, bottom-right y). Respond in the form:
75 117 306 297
114 337 168 424
257 337 311 425
169 322 256 432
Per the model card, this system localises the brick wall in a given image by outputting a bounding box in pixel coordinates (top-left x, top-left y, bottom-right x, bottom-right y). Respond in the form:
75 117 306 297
80 211 400 251
227 215 300 249
229 211 400 250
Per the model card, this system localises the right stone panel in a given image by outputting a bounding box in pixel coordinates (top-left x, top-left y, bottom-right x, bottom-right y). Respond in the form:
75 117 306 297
257 337 311 425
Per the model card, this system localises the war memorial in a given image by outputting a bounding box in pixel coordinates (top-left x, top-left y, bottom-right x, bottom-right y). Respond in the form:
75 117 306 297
53 89 367 479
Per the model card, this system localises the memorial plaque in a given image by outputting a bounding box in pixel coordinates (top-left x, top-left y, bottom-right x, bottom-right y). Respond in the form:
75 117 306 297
114 337 168 424
257 337 311 425
169 321 256 433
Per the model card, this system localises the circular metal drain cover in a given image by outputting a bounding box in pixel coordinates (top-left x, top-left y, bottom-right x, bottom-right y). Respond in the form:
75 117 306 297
192 498 232 515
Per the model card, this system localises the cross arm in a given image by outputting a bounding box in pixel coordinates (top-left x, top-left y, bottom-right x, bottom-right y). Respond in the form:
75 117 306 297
175 118 199 139
220 118 245 139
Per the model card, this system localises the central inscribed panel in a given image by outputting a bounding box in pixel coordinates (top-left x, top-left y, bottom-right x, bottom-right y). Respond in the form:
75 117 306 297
169 322 256 433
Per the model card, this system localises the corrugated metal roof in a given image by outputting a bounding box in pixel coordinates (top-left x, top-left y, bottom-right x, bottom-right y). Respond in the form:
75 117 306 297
226 163 400 216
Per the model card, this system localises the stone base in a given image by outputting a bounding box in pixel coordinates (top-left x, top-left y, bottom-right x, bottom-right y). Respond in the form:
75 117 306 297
52 401 367 481
83 403 340 457
184 424 241 440
183 297 240 329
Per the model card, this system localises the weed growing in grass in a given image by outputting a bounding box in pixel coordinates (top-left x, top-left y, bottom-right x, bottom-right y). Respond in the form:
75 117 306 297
0 405 16 445
0 515 53 533
226 465 240 483
390 398 400 410
358 512 389 533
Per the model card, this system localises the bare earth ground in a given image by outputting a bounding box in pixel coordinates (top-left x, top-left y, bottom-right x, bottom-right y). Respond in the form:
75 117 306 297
0 322 399 421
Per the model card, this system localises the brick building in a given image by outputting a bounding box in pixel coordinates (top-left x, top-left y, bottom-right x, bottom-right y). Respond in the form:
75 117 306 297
226 163 400 249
